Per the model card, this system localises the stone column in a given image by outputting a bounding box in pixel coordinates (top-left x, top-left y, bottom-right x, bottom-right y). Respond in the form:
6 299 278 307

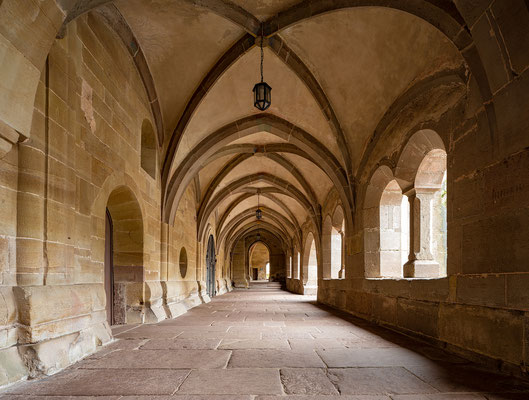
403 189 440 278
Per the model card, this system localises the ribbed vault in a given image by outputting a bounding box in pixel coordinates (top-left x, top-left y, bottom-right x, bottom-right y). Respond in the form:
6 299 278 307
56 0 488 287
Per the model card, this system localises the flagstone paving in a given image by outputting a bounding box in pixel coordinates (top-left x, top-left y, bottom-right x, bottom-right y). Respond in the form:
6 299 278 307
2 282 529 399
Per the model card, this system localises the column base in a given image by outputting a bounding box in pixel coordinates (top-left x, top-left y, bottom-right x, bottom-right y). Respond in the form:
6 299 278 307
403 260 440 278
233 278 249 288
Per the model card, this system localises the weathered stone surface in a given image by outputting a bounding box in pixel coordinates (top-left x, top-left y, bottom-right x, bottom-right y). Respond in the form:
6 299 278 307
405 363 529 393
177 369 282 395
257 397 390 400
120 397 251 400
141 338 221 350
81 349 231 369
280 368 338 395
328 367 437 395
288 338 346 350
317 347 431 368
396 298 439 338
218 339 289 349
228 349 325 368
4 286 529 398
438 304 524 364
1 0 529 391
5 369 189 396
0 347 28 387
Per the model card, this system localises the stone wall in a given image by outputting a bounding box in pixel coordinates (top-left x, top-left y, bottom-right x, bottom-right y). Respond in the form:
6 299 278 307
316 0 529 378
0 0 528 389
0 13 231 385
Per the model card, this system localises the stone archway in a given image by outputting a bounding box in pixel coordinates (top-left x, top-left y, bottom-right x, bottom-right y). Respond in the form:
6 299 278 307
206 235 216 297
248 241 271 281
105 186 144 325
302 232 318 295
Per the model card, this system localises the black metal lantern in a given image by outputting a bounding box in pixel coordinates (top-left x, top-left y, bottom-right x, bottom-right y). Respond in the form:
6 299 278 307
253 32 271 111
256 191 263 220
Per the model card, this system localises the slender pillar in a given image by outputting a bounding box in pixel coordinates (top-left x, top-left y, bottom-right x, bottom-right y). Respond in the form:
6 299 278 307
403 189 440 278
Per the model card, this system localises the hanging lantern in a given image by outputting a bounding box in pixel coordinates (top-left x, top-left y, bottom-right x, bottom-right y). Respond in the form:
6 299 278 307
253 30 271 111
253 82 271 111
256 191 263 220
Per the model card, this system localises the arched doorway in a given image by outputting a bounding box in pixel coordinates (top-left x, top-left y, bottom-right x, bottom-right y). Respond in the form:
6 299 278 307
104 209 114 326
104 186 144 325
206 235 216 297
303 232 318 295
249 241 270 281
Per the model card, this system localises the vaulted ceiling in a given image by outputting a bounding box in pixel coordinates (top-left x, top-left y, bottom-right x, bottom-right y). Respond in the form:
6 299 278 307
65 0 467 252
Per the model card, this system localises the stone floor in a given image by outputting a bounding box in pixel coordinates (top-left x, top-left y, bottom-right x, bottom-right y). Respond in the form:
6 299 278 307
2 282 529 399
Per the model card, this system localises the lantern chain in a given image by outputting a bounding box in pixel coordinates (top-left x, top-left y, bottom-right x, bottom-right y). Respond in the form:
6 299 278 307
260 24 264 83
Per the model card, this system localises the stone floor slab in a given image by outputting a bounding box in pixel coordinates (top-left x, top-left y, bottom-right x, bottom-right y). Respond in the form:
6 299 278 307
176 331 228 339
390 394 487 399
2 284 528 398
404 364 529 393
119 396 252 400
328 367 437 395
115 328 183 339
141 339 221 350
256 396 391 399
111 324 140 335
317 347 432 367
4 369 189 396
280 368 339 395
177 369 282 395
228 349 325 368
86 339 147 359
0 397 120 400
262 331 314 339
81 349 231 369
288 338 346 350
218 339 290 349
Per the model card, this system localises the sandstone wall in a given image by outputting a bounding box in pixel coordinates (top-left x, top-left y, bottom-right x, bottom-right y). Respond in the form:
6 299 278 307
0 13 231 385
316 0 529 378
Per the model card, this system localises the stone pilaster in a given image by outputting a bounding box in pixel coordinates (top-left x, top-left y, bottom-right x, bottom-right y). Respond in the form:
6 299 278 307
403 189 440 278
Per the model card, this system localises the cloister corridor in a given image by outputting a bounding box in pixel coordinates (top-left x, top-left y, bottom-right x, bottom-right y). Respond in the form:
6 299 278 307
2 283 528 399
2 0 529 396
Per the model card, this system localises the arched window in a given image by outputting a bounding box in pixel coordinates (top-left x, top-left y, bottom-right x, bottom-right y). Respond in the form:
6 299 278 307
303 233 318 289
331 227 342 278
307 241 317 284
365 130 448 279
379 180 409 277
331 206 345 279
322 216 333 279
141 119 156 179
364 165 404 278
288 255 292 278
408 148 447 277
296 251 301 279
396 130 447 278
